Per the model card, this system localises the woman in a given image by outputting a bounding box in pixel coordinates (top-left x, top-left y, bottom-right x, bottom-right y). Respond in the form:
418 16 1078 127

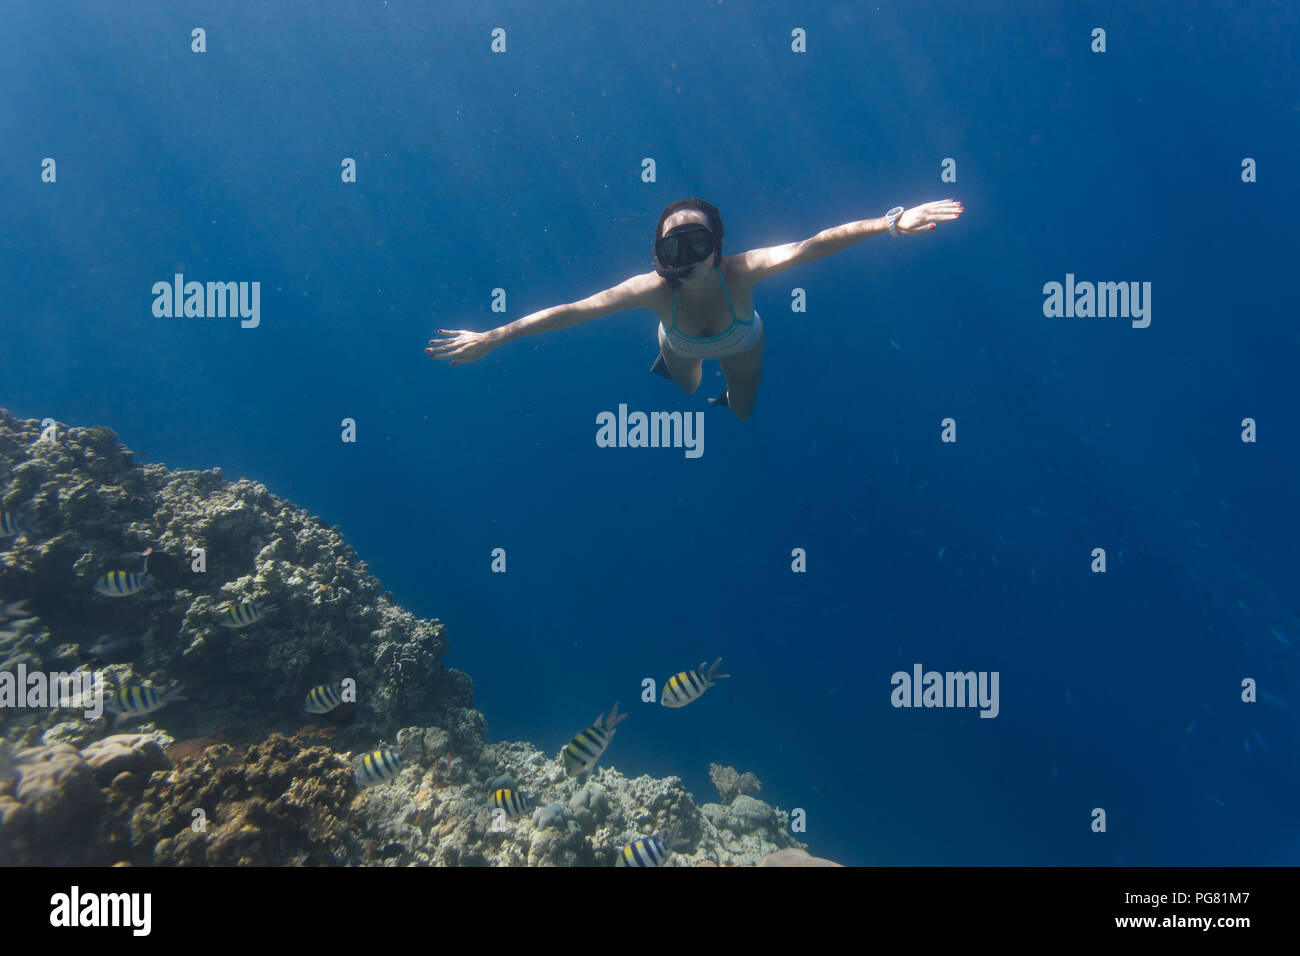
426 197 962 420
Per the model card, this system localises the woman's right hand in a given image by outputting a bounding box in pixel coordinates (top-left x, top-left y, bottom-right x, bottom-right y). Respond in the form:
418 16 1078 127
425 328 500 366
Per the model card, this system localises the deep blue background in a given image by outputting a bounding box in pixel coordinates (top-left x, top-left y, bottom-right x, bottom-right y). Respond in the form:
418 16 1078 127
2 1 1298 865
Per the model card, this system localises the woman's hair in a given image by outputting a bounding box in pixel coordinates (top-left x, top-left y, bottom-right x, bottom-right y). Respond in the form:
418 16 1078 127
655 198 724 285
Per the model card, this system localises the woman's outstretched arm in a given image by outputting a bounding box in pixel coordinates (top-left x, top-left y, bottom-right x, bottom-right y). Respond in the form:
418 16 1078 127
737 199 963 283
426 271 661 365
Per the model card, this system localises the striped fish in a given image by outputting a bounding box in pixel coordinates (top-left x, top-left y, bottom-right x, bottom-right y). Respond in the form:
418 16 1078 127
0 510 22 537
489 788 533 818
356 748 404 786
106 684 185 727
219 601 277 628
661 657 729 708
615 833 673 867
562 702 628 776
94 570 150 597
303 683 343 714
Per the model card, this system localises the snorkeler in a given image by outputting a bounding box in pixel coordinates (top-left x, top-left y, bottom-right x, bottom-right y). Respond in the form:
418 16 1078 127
426 198 962 419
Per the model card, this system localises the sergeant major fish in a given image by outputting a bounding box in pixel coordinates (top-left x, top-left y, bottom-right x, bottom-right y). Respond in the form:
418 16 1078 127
562 702 628 776
94 570 151 597
106 684 186 728
489 788 533 819
661 658 730 708
219 601 277 628
615 831 685 867
94 548 155 597
355 747 405 786
304 683 344 714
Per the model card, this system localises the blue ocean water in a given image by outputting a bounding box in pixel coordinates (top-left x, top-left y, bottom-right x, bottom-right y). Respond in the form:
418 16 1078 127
2 1 1298 865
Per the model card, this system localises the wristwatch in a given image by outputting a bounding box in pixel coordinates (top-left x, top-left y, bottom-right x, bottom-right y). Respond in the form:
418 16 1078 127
886 206 905 237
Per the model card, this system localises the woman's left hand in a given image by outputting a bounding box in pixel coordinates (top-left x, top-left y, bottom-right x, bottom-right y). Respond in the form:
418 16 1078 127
897 199 964 234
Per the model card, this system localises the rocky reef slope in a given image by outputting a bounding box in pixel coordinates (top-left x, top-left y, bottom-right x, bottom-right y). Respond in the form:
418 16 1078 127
0 411 815 866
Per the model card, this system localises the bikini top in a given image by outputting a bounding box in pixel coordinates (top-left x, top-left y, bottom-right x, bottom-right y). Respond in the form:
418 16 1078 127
668 267 756 343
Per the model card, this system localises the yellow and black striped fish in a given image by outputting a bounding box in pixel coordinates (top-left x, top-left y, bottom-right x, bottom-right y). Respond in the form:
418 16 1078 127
562 702 628 776
615 833 673 867
356 748 404 786
489 788 533 818
661 657 729 708
94 570 150 597
106 684 185 727
304 683 343 714
219 601 277 628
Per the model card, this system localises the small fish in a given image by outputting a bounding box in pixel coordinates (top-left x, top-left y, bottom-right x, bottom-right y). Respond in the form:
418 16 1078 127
94 570 150 597
1185 721 1196 734
85 633 142 662
1029 507 1047 517
0 510 23 537
661 658 729 709
489 788 533 818
889 338 901 350
1192 540 1209 550
356 748 404 786
1066 690 1072 705
1207 794 1225 808
304 683 344 714
615 832 680 867
1 599 32 620
1267 626 1292 647
938 547 945 560
219 601 277 628
106 684 185 728
562 702 628 775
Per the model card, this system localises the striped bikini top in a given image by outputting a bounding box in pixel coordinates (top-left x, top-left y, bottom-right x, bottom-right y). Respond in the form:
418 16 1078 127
668 267 755 344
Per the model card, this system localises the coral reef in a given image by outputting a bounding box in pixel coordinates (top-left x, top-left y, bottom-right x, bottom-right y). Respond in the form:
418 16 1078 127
709 762 763 803
0 412 835 866
346 736 803 866
0 410 470 751
129 733 361 866
0 733 169 865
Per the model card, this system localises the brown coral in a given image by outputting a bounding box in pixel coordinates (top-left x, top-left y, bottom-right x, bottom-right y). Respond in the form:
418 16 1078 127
129 732 364 865
709 763 762 804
